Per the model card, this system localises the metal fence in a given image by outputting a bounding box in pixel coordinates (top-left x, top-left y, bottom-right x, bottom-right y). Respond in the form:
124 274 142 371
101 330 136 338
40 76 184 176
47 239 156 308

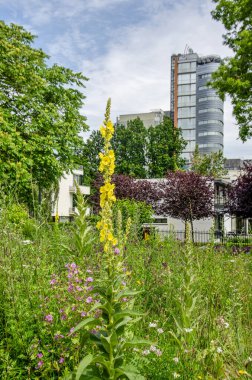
154 230 252 244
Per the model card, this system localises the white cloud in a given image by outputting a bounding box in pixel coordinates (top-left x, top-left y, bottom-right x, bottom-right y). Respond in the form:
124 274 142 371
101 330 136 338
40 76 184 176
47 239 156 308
79 0 252 158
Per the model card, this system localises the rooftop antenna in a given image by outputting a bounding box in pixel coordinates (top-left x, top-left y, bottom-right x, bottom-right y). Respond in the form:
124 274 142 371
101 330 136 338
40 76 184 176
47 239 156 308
184 44 188 54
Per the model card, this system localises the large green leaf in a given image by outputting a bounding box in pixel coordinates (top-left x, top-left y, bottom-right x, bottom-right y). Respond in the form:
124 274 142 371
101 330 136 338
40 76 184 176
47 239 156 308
114 310 144 323
76 354 93 380
72 317 98 334
115 365 145 380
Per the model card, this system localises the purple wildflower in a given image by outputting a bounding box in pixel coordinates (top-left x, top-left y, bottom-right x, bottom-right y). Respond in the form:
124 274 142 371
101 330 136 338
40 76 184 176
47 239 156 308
86 296 93 304
114 247 120 255
86 269 92 273
86 277 94 283
37 353 43 359
37 361 44 369
81 311 87 317
70 263 77 269
44 314 53 323
59 357 65 364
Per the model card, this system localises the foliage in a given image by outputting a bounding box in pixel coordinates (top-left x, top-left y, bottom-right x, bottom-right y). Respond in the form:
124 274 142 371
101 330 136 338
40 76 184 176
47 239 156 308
91 174 159 214
71 185 96 260
82 130 104 185
113 199 153 240
191 145 227 178
156 171 214 238
147 116 186 177
0 206 252 379
0 21 88 205
113 118 148 178
227 162 252 218
211 0 252 141
73 100 148 379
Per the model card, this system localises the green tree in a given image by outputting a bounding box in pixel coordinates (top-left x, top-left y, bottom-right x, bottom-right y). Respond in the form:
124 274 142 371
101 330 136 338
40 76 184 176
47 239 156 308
82 130 104 184
113 118 148 178
147 116 186 177
191 145 227 178
211 0 252 141
0 21 88 205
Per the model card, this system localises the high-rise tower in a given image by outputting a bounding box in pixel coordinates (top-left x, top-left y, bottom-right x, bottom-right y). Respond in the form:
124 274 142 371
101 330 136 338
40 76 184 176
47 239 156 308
170 49 224 162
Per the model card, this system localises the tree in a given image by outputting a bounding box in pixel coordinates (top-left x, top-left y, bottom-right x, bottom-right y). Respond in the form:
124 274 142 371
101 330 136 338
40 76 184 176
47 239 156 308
191 145 227 178
147 116 186 177
211 0 252 141
228 162 252 219
156 171 214 239
0 21 88 205
91 174 159 214
82 130 104 184
113 118 148 178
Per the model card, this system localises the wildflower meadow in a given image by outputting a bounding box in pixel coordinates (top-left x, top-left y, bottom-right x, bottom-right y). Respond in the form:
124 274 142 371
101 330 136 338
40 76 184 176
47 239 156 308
0 101 251 379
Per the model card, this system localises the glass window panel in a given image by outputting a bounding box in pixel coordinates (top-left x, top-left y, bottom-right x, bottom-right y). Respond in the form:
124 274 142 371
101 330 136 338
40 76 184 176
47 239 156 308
178 107 196 118
178 118 196 128
178 83 196 95
182 129 195 139
178 95 196 106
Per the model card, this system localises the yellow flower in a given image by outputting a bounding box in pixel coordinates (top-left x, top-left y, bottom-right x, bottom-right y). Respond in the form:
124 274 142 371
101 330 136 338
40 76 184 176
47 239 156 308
136 280 141 285
238 370 248 375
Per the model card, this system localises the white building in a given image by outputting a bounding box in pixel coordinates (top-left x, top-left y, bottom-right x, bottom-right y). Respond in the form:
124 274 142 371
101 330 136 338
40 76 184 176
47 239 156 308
52 167 90 222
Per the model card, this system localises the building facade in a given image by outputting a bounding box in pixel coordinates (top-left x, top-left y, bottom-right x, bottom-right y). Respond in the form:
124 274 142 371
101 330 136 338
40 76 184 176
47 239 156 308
51 167 90 222
170 49 224 162
117 109 170 128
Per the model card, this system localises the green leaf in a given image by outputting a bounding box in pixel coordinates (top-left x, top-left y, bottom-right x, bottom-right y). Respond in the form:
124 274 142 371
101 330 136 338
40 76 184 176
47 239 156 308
76 354 93 380
122 338 152 348
116 289 142 300
114 310 144 323
115 365 146 380
72 317 98 334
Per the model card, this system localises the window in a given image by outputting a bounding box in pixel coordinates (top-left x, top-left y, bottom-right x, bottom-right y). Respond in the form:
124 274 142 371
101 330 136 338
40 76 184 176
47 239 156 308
178 73 196 84
178 95 196 106
178 107 196 118
73 174 84 186
198 96 220 102
178 61 196 73
178 118 196 128
198 131 223 137
198 143 223 148
198 86 208 90
198 108 223 114
178 83 196 95
182 129 195 139
198 120 223 126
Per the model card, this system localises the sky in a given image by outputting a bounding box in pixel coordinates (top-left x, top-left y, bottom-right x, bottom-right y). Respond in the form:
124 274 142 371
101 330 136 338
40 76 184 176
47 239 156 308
1 0 252 158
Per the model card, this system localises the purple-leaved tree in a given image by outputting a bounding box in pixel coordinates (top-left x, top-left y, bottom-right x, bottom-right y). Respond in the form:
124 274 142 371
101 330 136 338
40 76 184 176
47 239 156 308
91 174 159 213
228 162 252 220
156 171 214 240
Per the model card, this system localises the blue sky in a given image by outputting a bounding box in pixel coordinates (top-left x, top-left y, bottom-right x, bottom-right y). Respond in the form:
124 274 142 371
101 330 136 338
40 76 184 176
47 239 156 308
1 0 252 158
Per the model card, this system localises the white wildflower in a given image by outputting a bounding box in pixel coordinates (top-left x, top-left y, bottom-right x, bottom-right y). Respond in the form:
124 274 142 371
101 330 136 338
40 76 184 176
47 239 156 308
184 327 193 333
149 322 157 328
173 357 179 363
157 328 164 334
173 372 181 378
216 347 223 353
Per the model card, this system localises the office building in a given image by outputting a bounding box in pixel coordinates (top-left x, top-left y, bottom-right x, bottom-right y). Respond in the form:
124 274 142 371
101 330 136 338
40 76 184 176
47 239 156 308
117 109 170 128
170 49 224 162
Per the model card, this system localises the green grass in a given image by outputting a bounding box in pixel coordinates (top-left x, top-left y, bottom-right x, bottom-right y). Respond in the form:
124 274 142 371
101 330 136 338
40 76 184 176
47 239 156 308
0 213 251 379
